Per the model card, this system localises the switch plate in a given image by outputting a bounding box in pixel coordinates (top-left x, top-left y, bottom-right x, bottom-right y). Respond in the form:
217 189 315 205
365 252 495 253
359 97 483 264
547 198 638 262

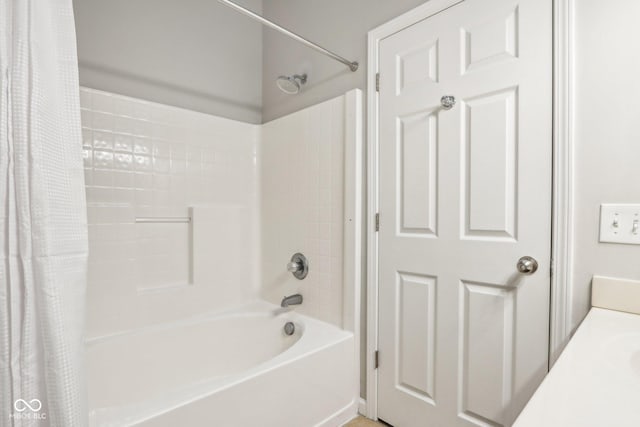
599 204 640 245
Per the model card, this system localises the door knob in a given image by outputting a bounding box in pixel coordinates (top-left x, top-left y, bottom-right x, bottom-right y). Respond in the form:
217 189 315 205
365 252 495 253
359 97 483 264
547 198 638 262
517 256 538 275
440 95 456 110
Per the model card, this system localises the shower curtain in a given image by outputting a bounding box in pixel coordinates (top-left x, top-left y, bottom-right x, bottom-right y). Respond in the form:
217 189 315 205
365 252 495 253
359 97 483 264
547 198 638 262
0 1 88 426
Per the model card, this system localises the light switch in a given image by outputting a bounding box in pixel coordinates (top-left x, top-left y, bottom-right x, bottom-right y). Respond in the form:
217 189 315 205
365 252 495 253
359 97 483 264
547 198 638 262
599 204 640 245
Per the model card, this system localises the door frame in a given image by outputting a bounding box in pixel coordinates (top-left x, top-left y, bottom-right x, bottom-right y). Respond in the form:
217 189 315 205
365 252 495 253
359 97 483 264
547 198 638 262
365 0 576 419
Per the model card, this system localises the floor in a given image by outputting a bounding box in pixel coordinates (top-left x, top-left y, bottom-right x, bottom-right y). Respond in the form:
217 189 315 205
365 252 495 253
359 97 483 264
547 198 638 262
345 416 388 426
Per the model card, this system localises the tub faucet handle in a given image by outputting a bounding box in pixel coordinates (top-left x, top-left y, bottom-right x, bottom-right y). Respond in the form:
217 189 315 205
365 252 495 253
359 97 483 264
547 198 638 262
287 253 309 280
287 261 301 272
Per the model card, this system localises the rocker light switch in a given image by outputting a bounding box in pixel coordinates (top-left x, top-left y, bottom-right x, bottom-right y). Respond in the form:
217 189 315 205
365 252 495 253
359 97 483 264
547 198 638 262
599 204 640 245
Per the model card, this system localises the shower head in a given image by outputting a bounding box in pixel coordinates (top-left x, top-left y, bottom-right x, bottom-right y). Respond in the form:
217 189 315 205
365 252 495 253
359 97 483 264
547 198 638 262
276 74 307 94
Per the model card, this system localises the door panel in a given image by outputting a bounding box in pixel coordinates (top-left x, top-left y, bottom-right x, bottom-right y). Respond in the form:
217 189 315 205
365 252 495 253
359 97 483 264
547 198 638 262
397 40 440 92
397 272 436 403
460 281 515 425
461 6 519 73
463 87 518 239
398 111 438 236
377 0 552 426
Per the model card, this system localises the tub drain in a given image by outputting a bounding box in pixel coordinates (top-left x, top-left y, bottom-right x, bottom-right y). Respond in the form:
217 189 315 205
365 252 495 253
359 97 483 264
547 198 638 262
284 322 295 336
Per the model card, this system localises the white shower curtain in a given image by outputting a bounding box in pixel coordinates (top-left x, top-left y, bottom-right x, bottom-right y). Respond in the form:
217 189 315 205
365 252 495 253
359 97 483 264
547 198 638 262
0 1 88 426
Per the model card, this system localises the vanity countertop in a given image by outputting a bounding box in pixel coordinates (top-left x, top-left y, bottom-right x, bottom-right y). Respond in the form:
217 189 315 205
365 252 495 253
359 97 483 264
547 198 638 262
514 307 640 426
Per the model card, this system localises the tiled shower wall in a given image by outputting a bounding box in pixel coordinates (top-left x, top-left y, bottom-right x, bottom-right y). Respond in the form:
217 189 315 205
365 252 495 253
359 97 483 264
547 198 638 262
261 95 347 327
82 87 352 338
81 88 260 338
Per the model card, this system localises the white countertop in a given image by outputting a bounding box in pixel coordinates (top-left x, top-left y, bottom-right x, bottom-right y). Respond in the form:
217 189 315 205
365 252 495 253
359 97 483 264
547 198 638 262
514 307 640 426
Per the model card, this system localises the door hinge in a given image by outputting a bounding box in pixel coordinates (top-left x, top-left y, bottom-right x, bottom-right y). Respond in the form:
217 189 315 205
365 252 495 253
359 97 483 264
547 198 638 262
550 258 554 278
374 350 379 369
376 73 380 92
375 213 380 232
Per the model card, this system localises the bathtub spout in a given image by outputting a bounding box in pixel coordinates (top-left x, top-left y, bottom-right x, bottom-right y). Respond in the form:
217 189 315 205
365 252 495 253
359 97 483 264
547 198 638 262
281 294 303 308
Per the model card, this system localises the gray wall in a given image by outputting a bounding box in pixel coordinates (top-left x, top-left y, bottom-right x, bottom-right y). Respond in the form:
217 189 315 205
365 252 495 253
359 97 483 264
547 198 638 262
570 1 640 329
261 0 428 122
74 0 429 123
73 0 263 123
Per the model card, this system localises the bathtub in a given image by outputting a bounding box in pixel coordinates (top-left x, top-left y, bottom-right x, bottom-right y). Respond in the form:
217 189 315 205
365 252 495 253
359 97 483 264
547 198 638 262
87 301 357 427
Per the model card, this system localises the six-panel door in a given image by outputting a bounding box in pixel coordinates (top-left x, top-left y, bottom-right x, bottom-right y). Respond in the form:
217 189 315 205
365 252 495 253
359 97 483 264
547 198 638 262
377 0 552 425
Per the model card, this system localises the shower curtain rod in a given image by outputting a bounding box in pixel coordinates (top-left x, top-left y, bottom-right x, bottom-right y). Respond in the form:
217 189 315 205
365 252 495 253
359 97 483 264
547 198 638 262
217 0 359 72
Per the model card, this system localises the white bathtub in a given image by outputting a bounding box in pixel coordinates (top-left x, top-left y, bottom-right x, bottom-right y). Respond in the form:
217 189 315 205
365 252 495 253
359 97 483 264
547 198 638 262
87 301 357 427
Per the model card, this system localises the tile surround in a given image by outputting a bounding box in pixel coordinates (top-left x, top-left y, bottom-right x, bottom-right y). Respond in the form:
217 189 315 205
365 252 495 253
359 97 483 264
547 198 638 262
261 96 346 327
82 87 259 338
82 87 350 337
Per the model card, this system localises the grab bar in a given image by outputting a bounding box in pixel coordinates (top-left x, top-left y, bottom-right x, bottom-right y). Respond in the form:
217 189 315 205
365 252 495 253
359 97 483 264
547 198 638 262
135 217 191 224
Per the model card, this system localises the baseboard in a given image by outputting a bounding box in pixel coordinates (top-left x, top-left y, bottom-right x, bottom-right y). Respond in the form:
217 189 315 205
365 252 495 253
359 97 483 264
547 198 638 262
315 400 359 427
358 398 367 416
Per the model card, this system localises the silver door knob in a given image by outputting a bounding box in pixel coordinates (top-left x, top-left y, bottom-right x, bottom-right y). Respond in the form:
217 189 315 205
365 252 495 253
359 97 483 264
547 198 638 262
441 95 456 110
517 256 538 275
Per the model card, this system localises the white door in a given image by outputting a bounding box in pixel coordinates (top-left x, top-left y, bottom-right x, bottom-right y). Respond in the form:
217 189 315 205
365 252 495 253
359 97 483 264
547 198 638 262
377 0 552 426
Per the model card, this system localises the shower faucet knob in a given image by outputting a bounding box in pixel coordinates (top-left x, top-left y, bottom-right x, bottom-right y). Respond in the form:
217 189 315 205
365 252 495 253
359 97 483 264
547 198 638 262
287 253 309 280
287 261 301 272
